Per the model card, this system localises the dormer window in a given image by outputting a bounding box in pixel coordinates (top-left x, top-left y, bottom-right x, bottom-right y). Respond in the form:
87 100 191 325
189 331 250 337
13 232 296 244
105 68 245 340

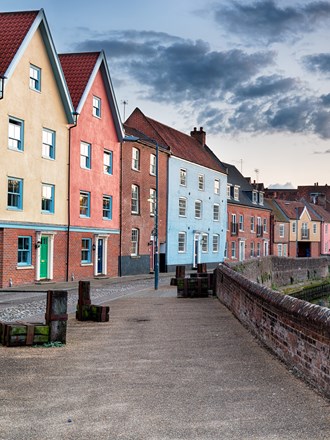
259 192 264 205
227 185 231 199
30 65 41 91
234 186 239 201
92 96 101 118
252 191 258 204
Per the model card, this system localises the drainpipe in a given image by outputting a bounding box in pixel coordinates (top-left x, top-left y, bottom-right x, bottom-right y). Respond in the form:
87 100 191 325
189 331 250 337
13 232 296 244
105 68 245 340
119 139 123 277
66 112 79 282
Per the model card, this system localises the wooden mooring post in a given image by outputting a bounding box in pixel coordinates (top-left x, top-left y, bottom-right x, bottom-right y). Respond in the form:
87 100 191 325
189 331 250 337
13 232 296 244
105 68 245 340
45 290 68 344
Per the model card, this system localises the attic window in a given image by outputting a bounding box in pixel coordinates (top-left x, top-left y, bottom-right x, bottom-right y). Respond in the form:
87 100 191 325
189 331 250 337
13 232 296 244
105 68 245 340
234 186 239 201
252 191 258 204
227 185 231 199
259 192 264 205
29 65 41 91
92 96 101 118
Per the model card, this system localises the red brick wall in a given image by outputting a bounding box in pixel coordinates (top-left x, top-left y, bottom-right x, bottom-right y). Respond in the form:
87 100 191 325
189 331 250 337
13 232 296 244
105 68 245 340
215 264 330 399
121 141 168 260
0 228 67 288
226 204 271 260
68 232 120 280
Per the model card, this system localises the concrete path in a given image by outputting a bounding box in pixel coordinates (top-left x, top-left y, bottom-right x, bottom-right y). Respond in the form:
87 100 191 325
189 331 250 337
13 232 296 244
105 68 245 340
1 282 330 440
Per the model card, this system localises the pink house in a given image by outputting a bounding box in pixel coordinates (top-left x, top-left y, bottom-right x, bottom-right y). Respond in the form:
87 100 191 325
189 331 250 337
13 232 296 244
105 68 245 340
308 203 330 256
59 51 123 279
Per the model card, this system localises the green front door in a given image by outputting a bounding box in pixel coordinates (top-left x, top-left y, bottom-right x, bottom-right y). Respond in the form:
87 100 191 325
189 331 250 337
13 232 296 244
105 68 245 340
40 237 48 279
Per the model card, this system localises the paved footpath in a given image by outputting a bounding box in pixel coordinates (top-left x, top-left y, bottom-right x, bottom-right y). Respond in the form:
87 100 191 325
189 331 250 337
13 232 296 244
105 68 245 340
0 279 330 439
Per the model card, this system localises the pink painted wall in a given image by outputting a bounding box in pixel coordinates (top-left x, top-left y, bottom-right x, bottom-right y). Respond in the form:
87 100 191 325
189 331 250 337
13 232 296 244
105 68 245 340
321 223 330 255
69 69 120 229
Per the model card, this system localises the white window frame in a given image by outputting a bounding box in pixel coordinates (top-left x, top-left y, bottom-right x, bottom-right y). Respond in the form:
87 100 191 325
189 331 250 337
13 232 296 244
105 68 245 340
201 233 208 253
149 189 156 216
227 185 231 199
195 200 202 219
131 184 139 214
42 128 55 159
213 204 220 221
198 174 205 191
252 191 258 204
80 141 91 169
180 169 187 186
179 197 187 217
8 117 24 151
279 224 285 238
212 234 219 253
150 154 156 175
131 228 139 256
214 179 220 195
132 147 140 171
278 243 283 257
178 232 186 253
234 186 239 201
239 214 244 231
231 241 236 259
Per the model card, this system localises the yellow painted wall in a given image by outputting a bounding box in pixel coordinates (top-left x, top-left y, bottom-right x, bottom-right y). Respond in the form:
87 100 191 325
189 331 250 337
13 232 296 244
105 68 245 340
0 28 69 225
289 210 321 241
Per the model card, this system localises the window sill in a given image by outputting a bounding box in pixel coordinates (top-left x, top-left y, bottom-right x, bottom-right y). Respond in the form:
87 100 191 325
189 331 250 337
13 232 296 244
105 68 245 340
17 265 34 270
81 262 93 267
41 211 54 215
130 255 140 259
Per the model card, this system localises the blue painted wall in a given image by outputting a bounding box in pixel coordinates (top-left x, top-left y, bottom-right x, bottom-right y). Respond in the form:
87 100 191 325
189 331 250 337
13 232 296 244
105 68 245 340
166 156 227 270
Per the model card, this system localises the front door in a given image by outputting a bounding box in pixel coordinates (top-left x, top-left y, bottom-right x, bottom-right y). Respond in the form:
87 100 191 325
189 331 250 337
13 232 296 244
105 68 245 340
40 236 49 279
97 238 104 274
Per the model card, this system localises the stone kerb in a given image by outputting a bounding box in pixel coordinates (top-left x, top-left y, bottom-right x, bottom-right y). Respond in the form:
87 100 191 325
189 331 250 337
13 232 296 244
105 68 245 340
215 264 330 399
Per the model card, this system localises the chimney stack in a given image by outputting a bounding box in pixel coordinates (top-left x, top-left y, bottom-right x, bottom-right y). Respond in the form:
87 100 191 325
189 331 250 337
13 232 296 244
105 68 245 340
190 126 206 146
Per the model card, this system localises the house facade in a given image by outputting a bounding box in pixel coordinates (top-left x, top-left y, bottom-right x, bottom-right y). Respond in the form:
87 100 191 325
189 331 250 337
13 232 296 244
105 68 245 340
224 164 271 261
307 203 330 256
59 51 122 280
0 10 74 288
275 200 321 257
266 199 290 257
125 108 227 272
120 132 169 275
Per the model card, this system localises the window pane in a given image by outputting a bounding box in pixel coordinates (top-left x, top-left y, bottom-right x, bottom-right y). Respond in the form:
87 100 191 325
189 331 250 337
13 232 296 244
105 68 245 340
18 236 31 265
81 238 91 262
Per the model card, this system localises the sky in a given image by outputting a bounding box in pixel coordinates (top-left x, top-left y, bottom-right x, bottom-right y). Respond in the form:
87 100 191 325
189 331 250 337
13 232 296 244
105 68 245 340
2 0 330 187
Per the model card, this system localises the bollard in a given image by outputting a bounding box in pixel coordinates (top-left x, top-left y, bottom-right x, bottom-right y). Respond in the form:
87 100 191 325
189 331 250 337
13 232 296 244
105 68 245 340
45 290 68 344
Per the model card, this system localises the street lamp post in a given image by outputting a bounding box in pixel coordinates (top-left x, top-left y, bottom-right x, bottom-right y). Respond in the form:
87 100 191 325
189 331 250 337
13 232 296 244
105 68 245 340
123 134 159 290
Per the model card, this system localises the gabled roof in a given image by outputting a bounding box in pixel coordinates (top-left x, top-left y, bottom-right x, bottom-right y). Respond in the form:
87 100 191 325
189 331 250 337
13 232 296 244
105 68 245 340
306 203 330 223
0 10 38 76
275 199 320 221
125 108 226 174
265 199 290 222
0 9 74 123
59 51 123 139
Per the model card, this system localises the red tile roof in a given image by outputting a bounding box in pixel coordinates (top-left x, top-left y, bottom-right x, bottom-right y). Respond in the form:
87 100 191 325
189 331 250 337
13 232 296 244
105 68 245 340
59 52 100 109
276 199 320 221
0 10 39 76
307 203 330 222
125 108 226 173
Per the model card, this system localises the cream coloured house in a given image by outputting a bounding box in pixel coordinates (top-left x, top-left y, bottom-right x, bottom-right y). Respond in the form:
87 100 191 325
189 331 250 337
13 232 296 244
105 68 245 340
0 10 74 287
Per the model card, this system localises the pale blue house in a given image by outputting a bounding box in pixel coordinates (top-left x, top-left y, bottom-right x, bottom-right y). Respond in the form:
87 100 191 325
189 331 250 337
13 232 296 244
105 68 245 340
124 108 227 272
166 127 227 271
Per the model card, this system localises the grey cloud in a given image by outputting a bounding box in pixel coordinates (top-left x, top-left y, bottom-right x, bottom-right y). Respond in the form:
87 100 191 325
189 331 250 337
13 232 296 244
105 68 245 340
211 1 330 44
302 53 330 74
314 149 330 153
232 75 298 102
321 93 330 105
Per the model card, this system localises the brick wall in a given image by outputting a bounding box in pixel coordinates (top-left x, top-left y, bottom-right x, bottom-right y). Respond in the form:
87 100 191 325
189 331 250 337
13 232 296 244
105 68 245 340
229 255 328 288
215 263 330 399
121 140 168 274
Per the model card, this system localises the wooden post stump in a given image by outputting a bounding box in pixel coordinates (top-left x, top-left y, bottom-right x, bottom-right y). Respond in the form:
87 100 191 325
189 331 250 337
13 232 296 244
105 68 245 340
45 290 68 344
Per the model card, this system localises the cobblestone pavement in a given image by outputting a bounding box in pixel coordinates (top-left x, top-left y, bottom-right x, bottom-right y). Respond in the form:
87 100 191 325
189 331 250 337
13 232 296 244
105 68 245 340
0 274 174 322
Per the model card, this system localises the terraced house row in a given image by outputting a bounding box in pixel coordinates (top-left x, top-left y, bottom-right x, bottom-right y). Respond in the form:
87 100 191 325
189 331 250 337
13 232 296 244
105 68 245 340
0 9 329 288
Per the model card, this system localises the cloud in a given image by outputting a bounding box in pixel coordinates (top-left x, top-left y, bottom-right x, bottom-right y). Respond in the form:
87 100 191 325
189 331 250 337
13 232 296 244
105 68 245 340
75 30 274 103
73 27 330 139
314 149 330 154
302 53 330 75
210 0 330 45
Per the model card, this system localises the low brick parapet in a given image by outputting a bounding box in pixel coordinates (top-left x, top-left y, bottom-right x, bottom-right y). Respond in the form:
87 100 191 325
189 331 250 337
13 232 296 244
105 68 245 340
215 264 330 399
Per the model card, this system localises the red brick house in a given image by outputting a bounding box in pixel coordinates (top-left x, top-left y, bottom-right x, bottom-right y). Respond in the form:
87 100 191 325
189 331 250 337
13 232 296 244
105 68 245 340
266 199 290 257
121 122 170 276
224 163 271 261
